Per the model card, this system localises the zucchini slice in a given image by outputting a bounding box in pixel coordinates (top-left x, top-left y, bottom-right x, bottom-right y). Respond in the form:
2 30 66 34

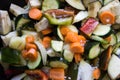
42 0 59 11
51 40 63 52
63 49 74 62
93 24 111 36
65 0 85 10
110 34 117 45
27 52 41 69
15 14 31 30
90 35 108 44
85 42 101 59
67 25 78 34
73 11 88 23
102 34 117 49
116 32 120 42
103 0 113 5
50 61 68 69
49 57 68 69
57 26 64 40
113 42 120 55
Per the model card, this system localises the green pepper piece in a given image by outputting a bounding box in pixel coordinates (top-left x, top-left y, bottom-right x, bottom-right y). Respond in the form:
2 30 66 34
44 13 73 25
1 47 21 64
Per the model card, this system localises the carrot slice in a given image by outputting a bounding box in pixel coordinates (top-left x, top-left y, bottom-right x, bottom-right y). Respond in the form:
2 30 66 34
29 8 42 20
26 35 35 43
65 31 79 43
49 68 64 80
92 68 101 79
78 35 86 46
60 26 71 36
99 11 115 24
22 50 28 59
41 28 52 35
25 70 48 80
74 53 82 64
26 43 37 50
42 36 52 48
70 42 84 53
104 36 111 43
26 48 38 61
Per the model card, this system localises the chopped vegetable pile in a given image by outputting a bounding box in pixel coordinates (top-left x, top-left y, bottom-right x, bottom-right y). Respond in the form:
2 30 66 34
1 0 120 80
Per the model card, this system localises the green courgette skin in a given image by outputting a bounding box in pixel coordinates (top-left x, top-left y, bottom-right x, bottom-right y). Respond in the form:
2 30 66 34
84 41 100 59
48 57 69 69
44 13 73 25
15 14 35 36
53 27 62 40
52 26 63 41
42 0 59 11
15 14 30 28
102 33 117 49
66 62 78 80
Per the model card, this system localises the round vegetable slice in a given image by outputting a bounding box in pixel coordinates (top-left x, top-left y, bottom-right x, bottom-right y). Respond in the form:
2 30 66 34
99 11 115 24
27 52 41 69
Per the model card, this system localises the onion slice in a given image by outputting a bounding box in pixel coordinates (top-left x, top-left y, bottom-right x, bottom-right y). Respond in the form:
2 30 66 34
35 41 47 65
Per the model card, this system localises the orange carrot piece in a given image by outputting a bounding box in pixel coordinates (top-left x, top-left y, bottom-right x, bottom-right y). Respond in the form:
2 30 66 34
60 26 71 36
78 35 86 46
42 36 52 48
74 53 82 64
65 31 79 43
92 68 101 79
41 28 52 35
78 35 86 41
26 35 35 43
70 42 84 53
25 70 48 80
99 11 115 24
26 43 37 50
104 36 111 43
49 68 64 80
22 50 28 59
24 48 38 61
29 8 42 20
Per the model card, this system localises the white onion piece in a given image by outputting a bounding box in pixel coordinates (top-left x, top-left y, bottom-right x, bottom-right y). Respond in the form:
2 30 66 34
77 60 93 80
35 41 47 65
11 73 27 80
